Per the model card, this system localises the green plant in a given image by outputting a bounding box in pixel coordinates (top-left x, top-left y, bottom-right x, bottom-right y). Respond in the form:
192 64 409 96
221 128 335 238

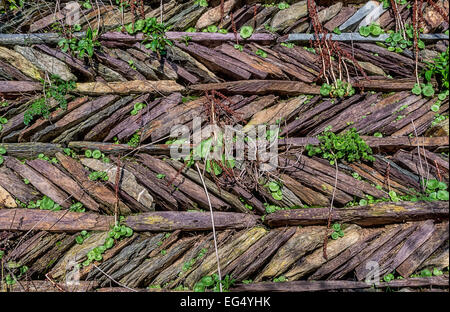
333 27 342 35
194 0 208 7
81 223 133 267
234 44 243 52
130 102 146 116
431 113 448 127
330 223 344 240
273 276 287 282
194 274 235 292
383 273 395 282
183 135 235 177
58 27 100 59
88 171 109 182
207 25 218 33
82 0 92 9
240 26 253 39
181 35 192 46
156 173 166 179
384 24 424 54
23 75 76 126
255 49 268 58
0 117 7 132
278 2 289 10
25 196 62 211
425 179 449 201
422 48 449 101
306 127 375 165
264 180 283 201
279 42 295 49
0 145 6 166
124 17 172 55
70 202 85 213
0 0 23 13
320 79 355 98
75 230 90 245
127 132 141 148
359 23 383 37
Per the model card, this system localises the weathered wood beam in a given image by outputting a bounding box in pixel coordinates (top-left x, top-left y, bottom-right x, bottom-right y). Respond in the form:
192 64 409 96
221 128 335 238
0 143 63 157
281 33 448 43
0 209 258 232
73 80 184 95
68 141 171 155
264 201 449 227
124 211 259 231
280 136 449 150
0 209 113 232
0 32 445 45
232 275 449 292
7 280 98 292
0 81 42 93
190 80 321 95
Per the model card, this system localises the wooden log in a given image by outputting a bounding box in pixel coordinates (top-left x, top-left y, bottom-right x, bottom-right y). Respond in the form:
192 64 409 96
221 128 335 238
190 80 321 95
80 158 154 211
0 143 63 157
124 211 258 231
396 222 449 277
354 223 419 280
87 233 165 287
255 226 325 282
73 80 184 95
53 96 136 144
328 224 403 280
185 227 268 288
167 159 249 213
138 154 230 211
120 236 197 288
3 156 71 208
84 94 151 142
233 280 371 292
175 42 252 80
55 152 131 215
26 159 100 212
0 209 113 232
353 78 417 92
34 44 96 81
0 81 42 93
29 233 76 276
309 228 384 280
264 201 449 227
232 275 449 292
379 220 436 277
0 167 38 203
225 227 297 281
18 97 89 143
32 95 119 142
68 141 170 155
7 280 98 292
280 136 449 150
95 51 146 81
285 225 362 280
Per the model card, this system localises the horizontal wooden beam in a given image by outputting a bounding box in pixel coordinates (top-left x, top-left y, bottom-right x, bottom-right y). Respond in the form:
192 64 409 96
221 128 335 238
264 201 449 227
0 209 259 232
